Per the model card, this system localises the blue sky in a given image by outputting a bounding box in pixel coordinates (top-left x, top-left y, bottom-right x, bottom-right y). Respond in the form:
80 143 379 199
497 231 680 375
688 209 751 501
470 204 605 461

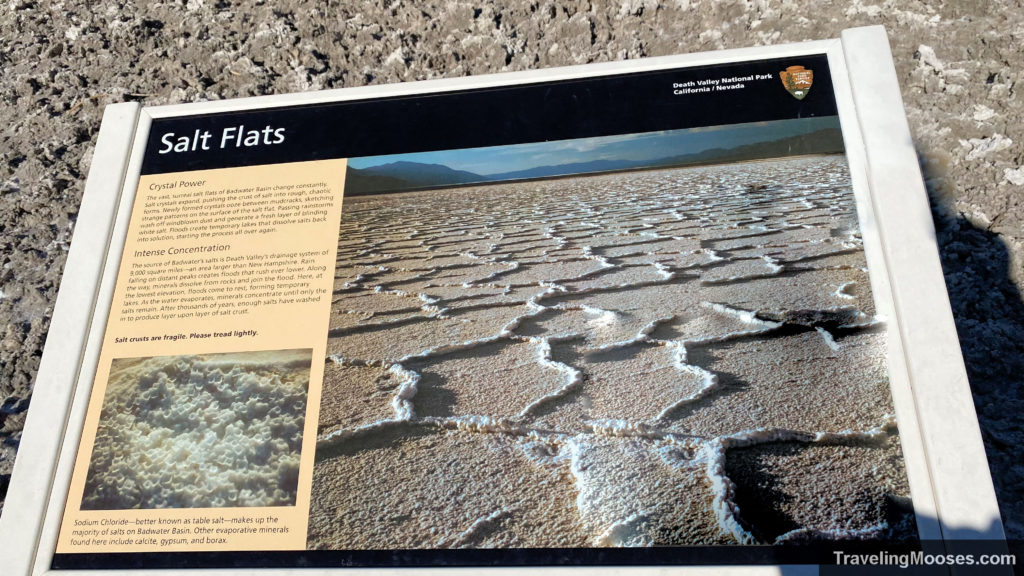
349 116 841 175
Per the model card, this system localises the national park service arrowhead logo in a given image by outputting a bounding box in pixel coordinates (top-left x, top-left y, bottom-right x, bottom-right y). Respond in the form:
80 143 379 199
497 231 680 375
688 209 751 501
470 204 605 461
780 65 813 100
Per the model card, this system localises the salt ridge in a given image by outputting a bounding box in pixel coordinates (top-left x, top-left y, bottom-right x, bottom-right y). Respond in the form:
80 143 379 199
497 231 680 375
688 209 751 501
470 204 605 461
317 157 907 547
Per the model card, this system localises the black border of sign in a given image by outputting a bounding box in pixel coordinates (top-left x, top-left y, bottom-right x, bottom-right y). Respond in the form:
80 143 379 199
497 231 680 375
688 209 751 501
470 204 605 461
141 54 836 174
54 541 929 569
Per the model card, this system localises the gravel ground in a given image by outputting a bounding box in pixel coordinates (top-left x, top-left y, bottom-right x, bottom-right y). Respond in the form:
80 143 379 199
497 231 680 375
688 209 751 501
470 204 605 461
2 0 1022 540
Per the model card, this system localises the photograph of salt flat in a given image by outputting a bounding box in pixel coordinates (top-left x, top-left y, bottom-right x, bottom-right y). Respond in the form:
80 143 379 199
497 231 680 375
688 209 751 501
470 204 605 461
308 117 917 550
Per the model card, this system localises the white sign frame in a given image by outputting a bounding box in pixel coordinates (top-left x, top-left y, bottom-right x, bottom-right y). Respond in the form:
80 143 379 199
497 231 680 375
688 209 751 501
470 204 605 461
0 25 1005 576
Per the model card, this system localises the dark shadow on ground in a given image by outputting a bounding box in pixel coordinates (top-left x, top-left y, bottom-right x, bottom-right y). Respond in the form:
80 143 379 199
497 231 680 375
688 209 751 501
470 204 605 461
921 154 1024 542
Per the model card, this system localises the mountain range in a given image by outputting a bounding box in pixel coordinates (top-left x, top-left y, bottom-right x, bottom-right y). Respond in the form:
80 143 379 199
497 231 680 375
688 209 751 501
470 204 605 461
345 127 844 196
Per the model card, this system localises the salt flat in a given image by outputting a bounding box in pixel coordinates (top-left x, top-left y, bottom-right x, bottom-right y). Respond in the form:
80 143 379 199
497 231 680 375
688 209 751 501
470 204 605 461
310 156 915 549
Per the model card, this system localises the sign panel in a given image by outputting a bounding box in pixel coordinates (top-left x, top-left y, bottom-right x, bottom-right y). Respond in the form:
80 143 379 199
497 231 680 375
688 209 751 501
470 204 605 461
50 52 922 569
2 27 1006 575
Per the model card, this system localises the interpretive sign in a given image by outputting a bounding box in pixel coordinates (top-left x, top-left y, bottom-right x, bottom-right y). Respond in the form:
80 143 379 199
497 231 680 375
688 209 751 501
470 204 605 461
1 26 1007 575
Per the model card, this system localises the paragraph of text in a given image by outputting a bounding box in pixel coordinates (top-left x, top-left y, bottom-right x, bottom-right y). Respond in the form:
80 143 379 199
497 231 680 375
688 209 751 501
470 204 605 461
121 250 331 322
136 182 335 242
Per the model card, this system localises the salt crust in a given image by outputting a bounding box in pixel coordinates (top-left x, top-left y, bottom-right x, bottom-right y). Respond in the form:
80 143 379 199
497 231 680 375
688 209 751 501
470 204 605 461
82 350 310 509
312 158 914 547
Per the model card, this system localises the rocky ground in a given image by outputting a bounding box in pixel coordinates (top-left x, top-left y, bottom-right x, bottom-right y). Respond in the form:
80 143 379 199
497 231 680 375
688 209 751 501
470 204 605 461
2 0 1022 540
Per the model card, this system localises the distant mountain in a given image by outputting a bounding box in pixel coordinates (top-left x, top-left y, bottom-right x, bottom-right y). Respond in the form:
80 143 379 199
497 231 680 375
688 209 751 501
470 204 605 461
346 161 485 195
361 161 484 185
486 158 647 181
343 170 411 196
344 128 845 196
654 128 845 168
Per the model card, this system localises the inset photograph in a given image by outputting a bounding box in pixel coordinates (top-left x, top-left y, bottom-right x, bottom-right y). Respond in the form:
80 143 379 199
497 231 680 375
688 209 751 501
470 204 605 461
81 349 311 510
309 117 917 550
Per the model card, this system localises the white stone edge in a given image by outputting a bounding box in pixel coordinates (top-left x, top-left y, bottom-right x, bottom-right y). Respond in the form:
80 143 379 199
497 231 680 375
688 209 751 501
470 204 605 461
840 25 1007 551
0 102 142 575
